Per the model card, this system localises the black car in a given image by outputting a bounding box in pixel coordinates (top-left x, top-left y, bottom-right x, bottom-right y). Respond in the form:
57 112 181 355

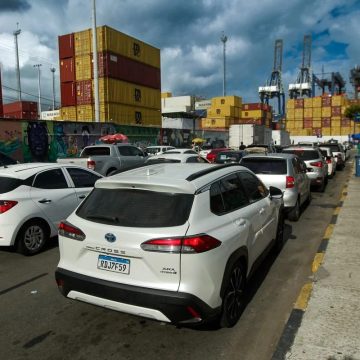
0 152 18 166
214 150 247 164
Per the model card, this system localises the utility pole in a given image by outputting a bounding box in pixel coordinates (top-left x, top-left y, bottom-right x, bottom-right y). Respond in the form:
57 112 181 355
92 0 100 122
220 32 228 96
13 23 22 101
33 64 42 119
50 67 56 110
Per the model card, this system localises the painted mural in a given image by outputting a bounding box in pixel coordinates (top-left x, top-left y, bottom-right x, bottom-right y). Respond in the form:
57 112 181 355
0 119 229 162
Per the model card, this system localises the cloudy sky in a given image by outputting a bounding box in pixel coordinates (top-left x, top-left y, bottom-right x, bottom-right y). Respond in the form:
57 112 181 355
0 0 359 111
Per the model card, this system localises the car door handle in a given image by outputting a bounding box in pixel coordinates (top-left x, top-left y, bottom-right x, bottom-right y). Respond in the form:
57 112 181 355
38 199 51 204
79 195 86 199
259 208 265 215
235 219 246 227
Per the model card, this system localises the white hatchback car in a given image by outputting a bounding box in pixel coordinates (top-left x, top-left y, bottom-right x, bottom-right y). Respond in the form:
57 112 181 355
145 153 210 164
0 163 102 255
56 163 284 327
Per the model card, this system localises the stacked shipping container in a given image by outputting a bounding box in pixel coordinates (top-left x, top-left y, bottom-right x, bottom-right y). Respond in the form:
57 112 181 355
286 94 355 136
59 25 161 126
240 103 273 127
201 96 242 129
2 101 38 120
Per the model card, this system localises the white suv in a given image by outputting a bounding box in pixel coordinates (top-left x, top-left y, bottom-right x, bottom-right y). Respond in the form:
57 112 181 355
56 163 284 327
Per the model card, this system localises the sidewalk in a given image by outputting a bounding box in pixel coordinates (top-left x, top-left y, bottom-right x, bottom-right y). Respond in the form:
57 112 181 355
274 159 360 360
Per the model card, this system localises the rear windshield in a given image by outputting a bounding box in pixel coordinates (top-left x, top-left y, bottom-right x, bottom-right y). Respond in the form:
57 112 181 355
146 158 181 164
146 148 160 154
282 149 320 160
320 144 340 152
216 152 242 163
76 188 194 227
82 147 110 156
320 149 328 157
0 177 22 194
241 158 287 174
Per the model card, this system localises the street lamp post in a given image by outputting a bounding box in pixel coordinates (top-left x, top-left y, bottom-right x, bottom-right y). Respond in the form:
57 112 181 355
50 67 56 110
221 32 228 97
33 64 42 119
13 24 22 101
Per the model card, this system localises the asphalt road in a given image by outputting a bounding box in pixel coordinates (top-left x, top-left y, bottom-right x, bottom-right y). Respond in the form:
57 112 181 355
0 157 353 360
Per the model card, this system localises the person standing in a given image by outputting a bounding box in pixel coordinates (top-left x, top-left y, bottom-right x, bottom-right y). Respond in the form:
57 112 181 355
239 141 246 150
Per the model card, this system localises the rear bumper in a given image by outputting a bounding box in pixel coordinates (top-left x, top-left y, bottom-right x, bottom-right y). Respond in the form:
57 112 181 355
55 268 220 325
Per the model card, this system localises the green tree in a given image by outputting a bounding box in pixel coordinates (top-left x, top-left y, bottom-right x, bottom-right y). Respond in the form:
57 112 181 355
344 104 360 119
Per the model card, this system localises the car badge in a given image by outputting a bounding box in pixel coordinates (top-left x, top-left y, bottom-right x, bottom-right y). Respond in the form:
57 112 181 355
105 233 116 243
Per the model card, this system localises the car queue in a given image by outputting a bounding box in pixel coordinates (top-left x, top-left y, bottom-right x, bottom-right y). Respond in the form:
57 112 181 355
0 139 350 329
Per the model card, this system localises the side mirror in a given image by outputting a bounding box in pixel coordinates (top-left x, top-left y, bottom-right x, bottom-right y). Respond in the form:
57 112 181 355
269 186 283 199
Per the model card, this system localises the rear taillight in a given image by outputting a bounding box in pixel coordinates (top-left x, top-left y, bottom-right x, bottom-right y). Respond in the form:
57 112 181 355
310 161 323 167
59 221 86 241
0 200 18 214
326 158 331 164
87 159 96 170
141 234 221 253
286 176 295 189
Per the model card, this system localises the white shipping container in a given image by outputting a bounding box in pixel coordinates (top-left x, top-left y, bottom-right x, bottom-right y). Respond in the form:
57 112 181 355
41 110 60 120
161 96 194 110
162 105 192 113
229 124 269 148
162 116 197 130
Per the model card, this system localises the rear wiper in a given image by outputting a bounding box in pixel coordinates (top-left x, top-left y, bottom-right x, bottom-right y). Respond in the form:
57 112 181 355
86 215 120 223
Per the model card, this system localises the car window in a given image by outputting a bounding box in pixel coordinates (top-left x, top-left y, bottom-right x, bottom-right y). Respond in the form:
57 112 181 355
0 177 22 194
146 147 160 155
186 156 207 163
76 188 194 227
238 171 268 202
33 169 68 189
292 158 300 174
117 146 132 156
298 160 307 172
67 168 102 188
241 158 287 174
210 182 226 214
82 147 110 156
283 149 320 160
219 174 249 212
128 147 143 156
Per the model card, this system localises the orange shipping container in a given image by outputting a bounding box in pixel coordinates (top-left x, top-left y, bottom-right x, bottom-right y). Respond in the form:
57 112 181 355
241 109 263 118
208 106 236 118
212 96 242 107
286 121 295 130
322 96 332 107
322 128 331 136
295 99 304 108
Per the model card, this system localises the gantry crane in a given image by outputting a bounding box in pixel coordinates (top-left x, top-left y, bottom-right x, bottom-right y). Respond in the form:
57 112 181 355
259 39 285 120
350 65 360 99
289 35 312 98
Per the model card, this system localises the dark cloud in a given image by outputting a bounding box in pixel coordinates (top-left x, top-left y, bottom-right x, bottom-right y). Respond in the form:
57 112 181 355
0 0 30 12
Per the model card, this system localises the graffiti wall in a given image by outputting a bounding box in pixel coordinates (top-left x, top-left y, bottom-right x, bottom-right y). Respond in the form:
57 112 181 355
0 119 229 162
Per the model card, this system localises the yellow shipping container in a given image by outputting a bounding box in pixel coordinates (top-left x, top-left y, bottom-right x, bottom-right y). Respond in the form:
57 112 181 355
322 107 331 117
201 117 232 128
99 78 161 109
331 127 341 135
294 109 303 119
241 109 263 118
208 106 236 118
286 99 295 110
286 121 295 130
77 105 94 122
287 109 295 120
294 120 303 129
161 92 172 98
312 96 322 108
332 117 341 127
355 124 360 133
312 120 321 128
304 98 313 108
74 26 160 68
322 128 331 136
341 106 347 115
212 96 242 108
341 127 352 136
60 106 77 121
304 108 312 118
312 107 322 118
75 54 92 81
331 95 347 107
100 102 161 126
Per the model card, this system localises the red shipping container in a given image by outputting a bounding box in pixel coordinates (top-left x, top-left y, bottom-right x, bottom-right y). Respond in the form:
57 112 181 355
3 110 38 119
321 118 331 127
303 118 312 128
76 80 92 105
59 33 75 60
341 118 350 127
331 106 341 116
61 82 76 106
60 58 75 83
3 101 38 113
98 52 161 89
295 99 304 108
321 96 332 107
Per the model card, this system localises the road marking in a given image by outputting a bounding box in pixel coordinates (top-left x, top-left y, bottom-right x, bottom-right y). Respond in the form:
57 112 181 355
0 273 48 296
312 253 325 273
294 282 313 311
323 224 334 239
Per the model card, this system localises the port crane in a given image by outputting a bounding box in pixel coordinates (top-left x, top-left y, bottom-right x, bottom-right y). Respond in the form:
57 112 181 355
289 34 346 98
259 39 285 120
350 65 360 99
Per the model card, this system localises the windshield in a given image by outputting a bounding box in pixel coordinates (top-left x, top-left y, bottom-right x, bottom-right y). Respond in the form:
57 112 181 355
283 149 320 160
77 188 194 227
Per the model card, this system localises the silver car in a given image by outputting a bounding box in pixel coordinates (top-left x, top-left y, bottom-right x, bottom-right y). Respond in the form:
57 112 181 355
240 153 311 221
282 146 328 192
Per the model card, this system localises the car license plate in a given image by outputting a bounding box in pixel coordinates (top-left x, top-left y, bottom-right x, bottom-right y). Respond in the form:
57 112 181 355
97 255 130 274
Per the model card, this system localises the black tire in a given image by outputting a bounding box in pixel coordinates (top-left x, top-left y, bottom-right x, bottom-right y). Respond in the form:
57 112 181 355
274 209 285 253
318 178 326 192
287 199 300 222
220 262 246 328
16 220 49 256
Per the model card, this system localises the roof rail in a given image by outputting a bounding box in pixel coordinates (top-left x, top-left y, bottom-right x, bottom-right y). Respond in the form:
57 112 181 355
186 163 242 181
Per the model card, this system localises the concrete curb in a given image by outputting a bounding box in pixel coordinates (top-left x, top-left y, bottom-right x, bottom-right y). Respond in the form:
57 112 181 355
271 163 353 360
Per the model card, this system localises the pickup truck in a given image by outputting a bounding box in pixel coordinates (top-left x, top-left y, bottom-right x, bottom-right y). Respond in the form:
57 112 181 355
57 144 148 176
